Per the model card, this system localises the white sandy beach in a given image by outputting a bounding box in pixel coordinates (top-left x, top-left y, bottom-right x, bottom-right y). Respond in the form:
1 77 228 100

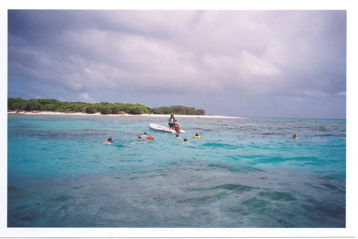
8 111 244 119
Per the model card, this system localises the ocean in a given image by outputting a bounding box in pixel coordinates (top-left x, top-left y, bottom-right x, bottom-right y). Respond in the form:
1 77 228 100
7 114 346 228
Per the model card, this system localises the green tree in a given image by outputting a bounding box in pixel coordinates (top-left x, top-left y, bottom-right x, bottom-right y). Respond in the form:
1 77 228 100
8 97 28 111
12 101 27 111
25 100 42 111
196 109 206 115
85 106 97 114
43 104 56 111
122 103 134 113
100 107 112 115
129 107 144 115
111 106 122 114
7 97 206 115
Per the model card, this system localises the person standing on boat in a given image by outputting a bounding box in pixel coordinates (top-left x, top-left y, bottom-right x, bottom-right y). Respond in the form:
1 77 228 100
168 114 177 130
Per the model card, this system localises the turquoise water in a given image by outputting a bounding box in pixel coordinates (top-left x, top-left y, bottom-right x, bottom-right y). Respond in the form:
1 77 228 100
8 114 346 227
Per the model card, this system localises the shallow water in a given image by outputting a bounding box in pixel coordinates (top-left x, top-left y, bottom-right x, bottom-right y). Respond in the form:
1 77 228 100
8 115 346 227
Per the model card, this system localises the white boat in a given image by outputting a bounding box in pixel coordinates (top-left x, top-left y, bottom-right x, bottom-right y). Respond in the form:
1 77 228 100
149 123 185 133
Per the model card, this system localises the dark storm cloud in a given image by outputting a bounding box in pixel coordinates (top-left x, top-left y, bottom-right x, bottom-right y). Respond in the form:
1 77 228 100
7 10 346 118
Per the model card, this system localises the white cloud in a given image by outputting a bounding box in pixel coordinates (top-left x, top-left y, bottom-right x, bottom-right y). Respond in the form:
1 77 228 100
293 97 305 103
334 91 346 96
240 50 281 76
78 93 96 103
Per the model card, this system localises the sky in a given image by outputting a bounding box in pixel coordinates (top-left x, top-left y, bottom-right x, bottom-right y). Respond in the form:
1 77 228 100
7 9 347 119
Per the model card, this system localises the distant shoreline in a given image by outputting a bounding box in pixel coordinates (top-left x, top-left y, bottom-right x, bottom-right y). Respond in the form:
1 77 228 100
7 111 244 119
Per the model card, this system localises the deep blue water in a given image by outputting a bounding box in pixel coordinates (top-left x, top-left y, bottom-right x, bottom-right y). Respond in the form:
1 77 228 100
7 114 346 227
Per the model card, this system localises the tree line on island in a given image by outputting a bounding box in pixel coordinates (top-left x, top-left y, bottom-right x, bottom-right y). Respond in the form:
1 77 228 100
8 97 206 115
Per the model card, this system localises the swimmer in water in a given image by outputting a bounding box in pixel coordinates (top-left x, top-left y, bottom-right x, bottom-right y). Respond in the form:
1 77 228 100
183 138 188 143
176 134 181 139
146 135 154 141
193 132 200 139
293 134 298 139
103 138 112 144
137 132 149 140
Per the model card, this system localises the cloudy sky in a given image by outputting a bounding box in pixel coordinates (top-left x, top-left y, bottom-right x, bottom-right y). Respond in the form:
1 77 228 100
7 10 346 119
